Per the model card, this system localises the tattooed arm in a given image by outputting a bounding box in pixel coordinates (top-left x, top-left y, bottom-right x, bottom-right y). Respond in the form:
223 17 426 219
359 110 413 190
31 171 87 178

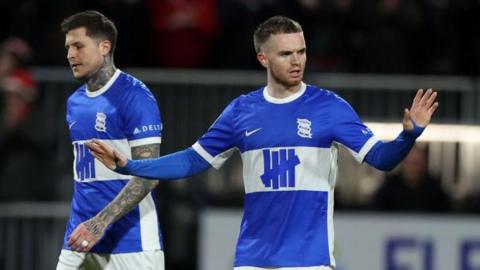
67 143 160 252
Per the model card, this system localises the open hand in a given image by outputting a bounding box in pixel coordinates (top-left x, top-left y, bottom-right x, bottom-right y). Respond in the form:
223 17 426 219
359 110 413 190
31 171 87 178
403 88 439 130
86 139 127 170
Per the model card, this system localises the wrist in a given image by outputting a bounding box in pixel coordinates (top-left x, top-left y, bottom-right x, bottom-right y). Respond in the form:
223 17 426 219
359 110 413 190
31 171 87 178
114 159 130 174
95 212 113 227
403 121 424 138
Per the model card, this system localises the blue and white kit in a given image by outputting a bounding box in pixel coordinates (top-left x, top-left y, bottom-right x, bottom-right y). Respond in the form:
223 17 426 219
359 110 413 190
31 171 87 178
64 69 163 253
194 83 376 267
118 82 422 268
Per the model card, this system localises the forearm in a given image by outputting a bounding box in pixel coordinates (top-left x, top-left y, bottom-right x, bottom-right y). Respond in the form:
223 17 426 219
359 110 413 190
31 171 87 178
93 143 160 227
365 125 424 171
116 147 211 180
95 178 158 225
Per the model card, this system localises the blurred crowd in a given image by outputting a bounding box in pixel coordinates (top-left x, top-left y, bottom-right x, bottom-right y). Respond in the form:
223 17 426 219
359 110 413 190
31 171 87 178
1 0 480 74
0 0 479 219
0 0 478 212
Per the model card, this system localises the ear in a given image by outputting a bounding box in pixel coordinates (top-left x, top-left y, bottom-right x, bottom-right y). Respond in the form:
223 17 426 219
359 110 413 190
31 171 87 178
99 40 112 56
257 52 268 68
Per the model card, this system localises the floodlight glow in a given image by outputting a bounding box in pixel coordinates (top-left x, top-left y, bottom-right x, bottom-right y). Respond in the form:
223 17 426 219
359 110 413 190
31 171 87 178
366 123 480 143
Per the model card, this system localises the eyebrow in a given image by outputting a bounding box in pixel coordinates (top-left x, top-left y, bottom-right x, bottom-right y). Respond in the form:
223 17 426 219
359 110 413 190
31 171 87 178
65 41 82 49
278 47 306 54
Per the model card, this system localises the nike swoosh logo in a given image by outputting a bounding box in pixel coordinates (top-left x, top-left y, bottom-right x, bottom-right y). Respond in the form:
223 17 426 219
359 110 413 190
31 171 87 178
245 128 262 137
69 121 77 129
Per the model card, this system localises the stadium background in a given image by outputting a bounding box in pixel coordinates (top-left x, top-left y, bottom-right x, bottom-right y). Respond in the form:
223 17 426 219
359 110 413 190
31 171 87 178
1 0 480 269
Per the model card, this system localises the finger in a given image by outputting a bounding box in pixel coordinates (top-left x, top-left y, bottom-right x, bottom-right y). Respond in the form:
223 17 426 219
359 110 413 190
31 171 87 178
84 236 97 252
425 91 437 108
412 89 423 108
403 108 410 122
86 141 105 155
90 151 103 161
68 227 82 246
95 140 111 152
418 88 433 106
113 150 126 167
403 108 415 130
95 142 109 154
89 139 108 152
112 150 122 168
72 235 88 251
428 102 439 114
91 138 101 145
84 242 94 252
77 236 92 252
92 151 116 170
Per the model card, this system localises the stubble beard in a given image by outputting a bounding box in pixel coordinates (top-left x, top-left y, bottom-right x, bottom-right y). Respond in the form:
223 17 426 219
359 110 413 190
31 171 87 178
271 68 303 88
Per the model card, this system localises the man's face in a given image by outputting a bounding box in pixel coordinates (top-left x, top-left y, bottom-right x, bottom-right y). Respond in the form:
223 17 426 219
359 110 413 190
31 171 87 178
258 32 306 88
65 27 107 80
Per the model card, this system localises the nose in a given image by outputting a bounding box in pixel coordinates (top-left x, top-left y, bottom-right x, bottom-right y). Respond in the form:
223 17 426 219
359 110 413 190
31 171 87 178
67 47 76 60
290 53 300 65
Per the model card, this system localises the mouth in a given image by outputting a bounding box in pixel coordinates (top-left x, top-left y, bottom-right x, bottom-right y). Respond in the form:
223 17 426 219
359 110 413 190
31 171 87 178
289 69 302 78
70 63 81 70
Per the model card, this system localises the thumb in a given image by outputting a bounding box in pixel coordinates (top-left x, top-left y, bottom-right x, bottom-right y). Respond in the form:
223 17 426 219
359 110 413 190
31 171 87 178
112 150 126 168
403 108 410 123
403 108 414 130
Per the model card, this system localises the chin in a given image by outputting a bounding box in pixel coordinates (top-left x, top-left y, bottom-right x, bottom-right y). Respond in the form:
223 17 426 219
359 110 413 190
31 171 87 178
72 72 87 81
292 78 302 84
285 78 302 87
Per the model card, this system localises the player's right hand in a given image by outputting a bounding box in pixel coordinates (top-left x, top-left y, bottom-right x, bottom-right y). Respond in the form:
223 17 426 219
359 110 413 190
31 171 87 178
86 139 128 170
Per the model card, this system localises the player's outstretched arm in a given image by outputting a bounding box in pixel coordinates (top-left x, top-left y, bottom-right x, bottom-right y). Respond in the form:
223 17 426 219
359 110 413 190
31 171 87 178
365 89 439 171
87 139 212 180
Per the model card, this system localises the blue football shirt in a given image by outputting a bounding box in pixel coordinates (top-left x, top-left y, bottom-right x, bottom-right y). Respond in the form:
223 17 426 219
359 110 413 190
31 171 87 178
64 69 163 253
193 83 378 268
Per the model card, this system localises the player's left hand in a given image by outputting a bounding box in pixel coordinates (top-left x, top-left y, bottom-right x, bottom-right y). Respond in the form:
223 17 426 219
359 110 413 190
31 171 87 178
403 88 439 130
67 217 107 252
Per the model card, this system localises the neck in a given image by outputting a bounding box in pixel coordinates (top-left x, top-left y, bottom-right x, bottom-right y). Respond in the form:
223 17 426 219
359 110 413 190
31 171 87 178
86 56 116 92
266 75 302 99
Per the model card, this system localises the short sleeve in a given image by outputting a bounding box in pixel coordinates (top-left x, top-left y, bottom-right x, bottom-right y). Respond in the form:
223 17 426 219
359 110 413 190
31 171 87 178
192 100 239 169
332 96 378 162
121 87 162 147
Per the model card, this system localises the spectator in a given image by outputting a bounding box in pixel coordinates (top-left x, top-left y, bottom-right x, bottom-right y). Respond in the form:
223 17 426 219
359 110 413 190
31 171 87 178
372 143 450 212
0 37 46 201
0 37 36 135
146 0 220 68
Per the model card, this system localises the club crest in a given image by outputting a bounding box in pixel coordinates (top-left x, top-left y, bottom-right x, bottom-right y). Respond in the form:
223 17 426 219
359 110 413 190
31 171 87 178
297 118 312 139
95 112 107 132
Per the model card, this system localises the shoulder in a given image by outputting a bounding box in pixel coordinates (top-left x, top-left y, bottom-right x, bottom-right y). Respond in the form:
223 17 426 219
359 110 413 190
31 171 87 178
118 72 157 102
304 84 358 120
120 72 148 88
119 72 151 93
304 84 342 102
230 87 264 109
214 88 263 125
67 85 87 105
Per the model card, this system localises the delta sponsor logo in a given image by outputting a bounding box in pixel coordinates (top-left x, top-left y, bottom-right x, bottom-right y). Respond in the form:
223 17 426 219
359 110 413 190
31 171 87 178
133 124 162 135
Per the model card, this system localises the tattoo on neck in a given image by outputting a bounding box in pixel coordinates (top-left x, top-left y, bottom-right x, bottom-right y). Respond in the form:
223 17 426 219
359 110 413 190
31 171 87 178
87 56 116 92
